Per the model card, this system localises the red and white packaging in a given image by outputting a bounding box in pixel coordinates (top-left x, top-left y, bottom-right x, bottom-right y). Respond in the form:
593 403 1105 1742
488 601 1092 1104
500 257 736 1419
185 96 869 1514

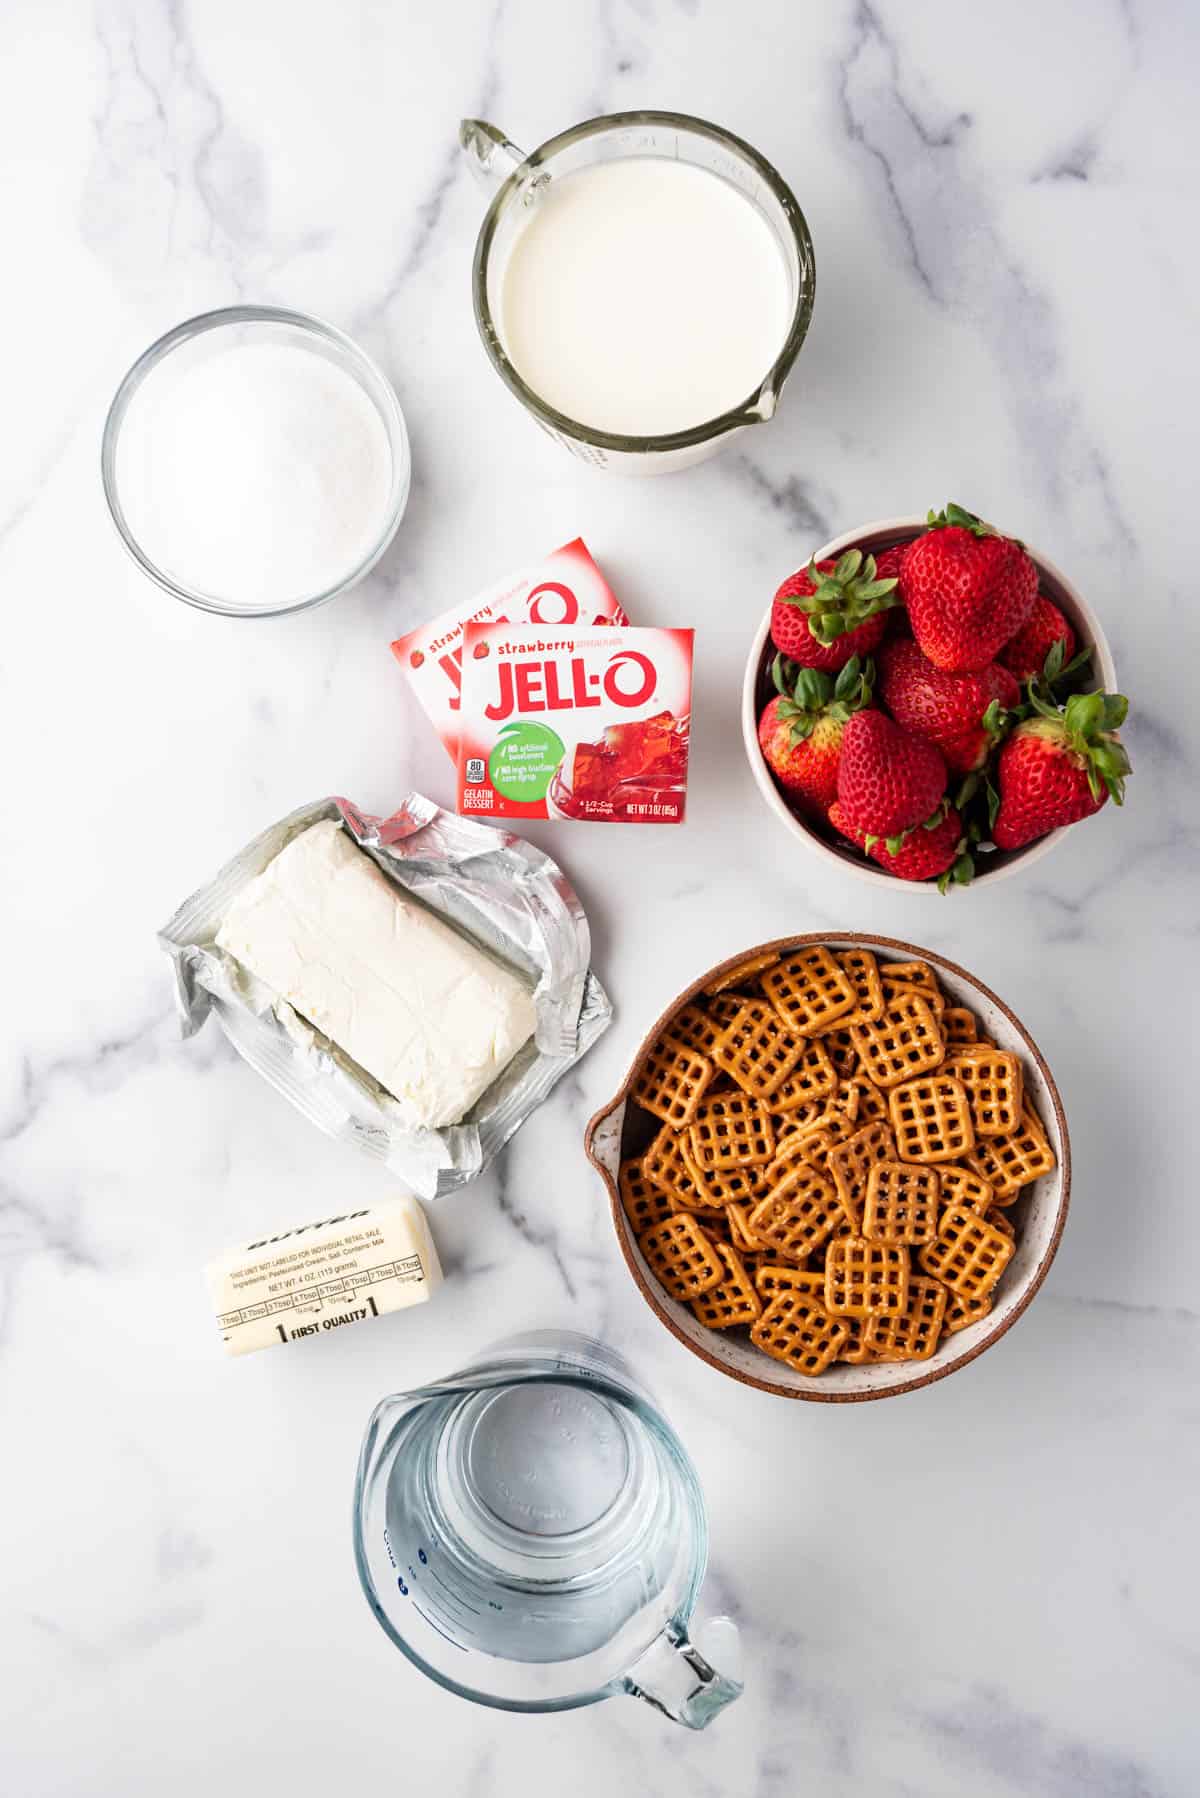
390 539 628 763
456 625 694 824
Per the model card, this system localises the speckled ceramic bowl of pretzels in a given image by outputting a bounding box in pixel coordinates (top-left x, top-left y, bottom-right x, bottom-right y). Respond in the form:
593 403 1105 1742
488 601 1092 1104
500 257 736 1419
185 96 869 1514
584 934 1070 1402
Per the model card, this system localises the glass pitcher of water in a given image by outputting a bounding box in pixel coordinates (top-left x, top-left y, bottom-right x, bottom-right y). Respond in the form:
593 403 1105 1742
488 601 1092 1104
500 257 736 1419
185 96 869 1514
353 1331 743 1726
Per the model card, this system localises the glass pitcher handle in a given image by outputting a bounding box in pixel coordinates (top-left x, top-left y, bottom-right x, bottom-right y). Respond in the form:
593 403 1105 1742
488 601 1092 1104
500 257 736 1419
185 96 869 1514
623 1618 743 1730
459 119 526 191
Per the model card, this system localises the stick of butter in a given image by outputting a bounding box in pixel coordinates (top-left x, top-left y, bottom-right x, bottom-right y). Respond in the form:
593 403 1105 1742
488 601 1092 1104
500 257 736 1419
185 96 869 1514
206 1196 442 1356
214 819 536 1131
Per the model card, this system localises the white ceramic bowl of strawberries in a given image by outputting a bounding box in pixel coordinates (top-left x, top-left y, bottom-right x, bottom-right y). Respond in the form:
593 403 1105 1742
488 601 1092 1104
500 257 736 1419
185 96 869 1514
742 510 1124 890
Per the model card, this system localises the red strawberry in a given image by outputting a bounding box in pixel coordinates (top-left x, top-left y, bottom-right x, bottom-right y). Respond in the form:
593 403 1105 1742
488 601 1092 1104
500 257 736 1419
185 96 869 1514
873 544 907 582
999 594 1077 682
758 655 874 818
770 549 900 673
900 503 1038 672
992 691 1130 850
878 638 1020 774
835 709 948 837
829 799 971 887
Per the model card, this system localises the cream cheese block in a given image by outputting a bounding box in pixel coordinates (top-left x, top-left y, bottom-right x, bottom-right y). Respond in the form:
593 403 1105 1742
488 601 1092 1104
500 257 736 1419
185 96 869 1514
215 819 535 1129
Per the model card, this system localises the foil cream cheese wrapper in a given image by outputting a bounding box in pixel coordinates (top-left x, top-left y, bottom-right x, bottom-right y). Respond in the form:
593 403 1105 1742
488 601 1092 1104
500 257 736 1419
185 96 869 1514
158 794 611 1198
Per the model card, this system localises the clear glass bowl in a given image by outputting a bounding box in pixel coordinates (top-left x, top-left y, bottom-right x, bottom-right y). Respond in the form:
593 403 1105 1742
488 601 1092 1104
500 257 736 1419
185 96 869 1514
101 306 411 618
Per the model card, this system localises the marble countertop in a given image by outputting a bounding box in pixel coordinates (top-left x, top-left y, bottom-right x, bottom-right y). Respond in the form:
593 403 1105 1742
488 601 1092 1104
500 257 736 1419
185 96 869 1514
3 1 1197 1793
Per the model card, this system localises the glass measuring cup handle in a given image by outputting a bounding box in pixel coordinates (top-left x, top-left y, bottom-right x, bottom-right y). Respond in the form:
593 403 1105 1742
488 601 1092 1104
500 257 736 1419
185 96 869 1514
459 119 527 191
622 1617 743 1730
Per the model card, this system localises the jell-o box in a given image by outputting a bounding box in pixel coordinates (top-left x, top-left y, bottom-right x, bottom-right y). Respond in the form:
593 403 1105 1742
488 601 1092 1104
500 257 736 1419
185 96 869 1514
390 538 628 762
456 624 694 823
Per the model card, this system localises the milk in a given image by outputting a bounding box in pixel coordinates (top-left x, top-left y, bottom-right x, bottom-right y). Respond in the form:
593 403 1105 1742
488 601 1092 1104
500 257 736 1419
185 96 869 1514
499 159 792 438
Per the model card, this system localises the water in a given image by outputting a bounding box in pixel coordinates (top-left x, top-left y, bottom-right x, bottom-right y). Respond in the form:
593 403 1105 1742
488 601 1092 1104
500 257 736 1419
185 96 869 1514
382 1378 671 1666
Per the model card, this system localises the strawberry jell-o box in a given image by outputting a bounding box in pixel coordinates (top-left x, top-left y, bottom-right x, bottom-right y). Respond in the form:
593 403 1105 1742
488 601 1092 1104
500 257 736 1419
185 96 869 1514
456 625 694 824
390 538 628 762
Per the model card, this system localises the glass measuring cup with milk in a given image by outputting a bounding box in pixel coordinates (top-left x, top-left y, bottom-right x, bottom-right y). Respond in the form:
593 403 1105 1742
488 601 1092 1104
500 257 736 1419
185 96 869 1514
462 111 815 473
353 1332 742 1725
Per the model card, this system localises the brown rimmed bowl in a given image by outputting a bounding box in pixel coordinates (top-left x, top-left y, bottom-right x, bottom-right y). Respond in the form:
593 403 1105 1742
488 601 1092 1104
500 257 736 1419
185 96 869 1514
584 933 1070 1402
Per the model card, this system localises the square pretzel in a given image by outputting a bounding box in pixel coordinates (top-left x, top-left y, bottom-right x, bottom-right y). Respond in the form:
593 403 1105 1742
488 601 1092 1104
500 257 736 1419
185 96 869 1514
943 1284 993 1333
748 1162 844 1262
705 950 781 994
966 1105 1056 1200
824 1237 910 1317
633 1030 714 1127
766 1039 839 1111
831 947 886 1028
842 1078 889 1125
837 1313 880 1365
762 946 858 1036
772 1101 837 1147
668 1000 725 1058
755 1264 825 1299
638 1214 725 1301
888 1075 976 1163
750 1291 848 1375
706 992 748 1029
680 1137 767 1208
725 1201 771 1255
849 990 945 1088
937 1163 994 1216
879 958 939 995
862 1160 941 1246
863 1274 947 1361
827 1121 897 1230
772 1114 856 1177
881 964 945 1022
711 1000 809 1099
945 1046 1024 1138
643 1127 721 1213
688 1090 776 1172
919 1204 1014 1301
690 1242 763 1329
619 1154 676 1232
941 1006 979 1046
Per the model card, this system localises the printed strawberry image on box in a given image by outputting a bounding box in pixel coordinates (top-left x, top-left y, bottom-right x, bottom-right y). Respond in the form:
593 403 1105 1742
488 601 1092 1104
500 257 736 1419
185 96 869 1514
456 625 694 823
390 538 628 762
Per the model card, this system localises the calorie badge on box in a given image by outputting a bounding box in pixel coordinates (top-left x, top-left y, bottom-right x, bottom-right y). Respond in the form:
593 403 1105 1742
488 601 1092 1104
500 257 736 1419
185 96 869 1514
455 624 694 823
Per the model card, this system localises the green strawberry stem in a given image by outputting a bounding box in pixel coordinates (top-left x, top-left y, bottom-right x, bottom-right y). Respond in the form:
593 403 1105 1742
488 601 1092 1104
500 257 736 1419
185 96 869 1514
782 549 901 645
1024 687 1132 804
926 501 997 538
770 653 875 743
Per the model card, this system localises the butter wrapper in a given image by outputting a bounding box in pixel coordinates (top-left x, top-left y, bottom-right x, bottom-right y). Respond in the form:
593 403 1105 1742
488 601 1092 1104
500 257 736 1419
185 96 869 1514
159 794 611 1198
207 1197 441 1357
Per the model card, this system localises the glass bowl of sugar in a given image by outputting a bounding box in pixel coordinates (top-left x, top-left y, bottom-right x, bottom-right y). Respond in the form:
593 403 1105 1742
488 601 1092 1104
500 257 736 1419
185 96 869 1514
102 306 410 617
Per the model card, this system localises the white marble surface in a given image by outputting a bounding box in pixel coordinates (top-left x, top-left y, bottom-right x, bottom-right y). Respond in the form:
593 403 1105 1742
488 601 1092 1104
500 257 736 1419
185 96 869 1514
2 1 1197 1792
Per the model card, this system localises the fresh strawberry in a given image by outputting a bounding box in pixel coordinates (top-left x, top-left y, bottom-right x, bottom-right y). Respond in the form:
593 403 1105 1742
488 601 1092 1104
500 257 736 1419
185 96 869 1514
992 690 1130 850
829 799 972 888
999 594 1077 681
835 709 948 837
900 503 1038 672
758 655 874 818
878 638 1020 774
770 549 900 673
873 544 907 581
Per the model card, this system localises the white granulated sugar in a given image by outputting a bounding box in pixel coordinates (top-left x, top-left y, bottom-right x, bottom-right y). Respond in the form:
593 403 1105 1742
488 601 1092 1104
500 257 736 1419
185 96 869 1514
116 341 394 609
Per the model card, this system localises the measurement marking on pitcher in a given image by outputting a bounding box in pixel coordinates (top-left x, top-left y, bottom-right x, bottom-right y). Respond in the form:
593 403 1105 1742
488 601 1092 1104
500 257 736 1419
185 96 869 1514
413 1602 473 1648
426 1562 482 1614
